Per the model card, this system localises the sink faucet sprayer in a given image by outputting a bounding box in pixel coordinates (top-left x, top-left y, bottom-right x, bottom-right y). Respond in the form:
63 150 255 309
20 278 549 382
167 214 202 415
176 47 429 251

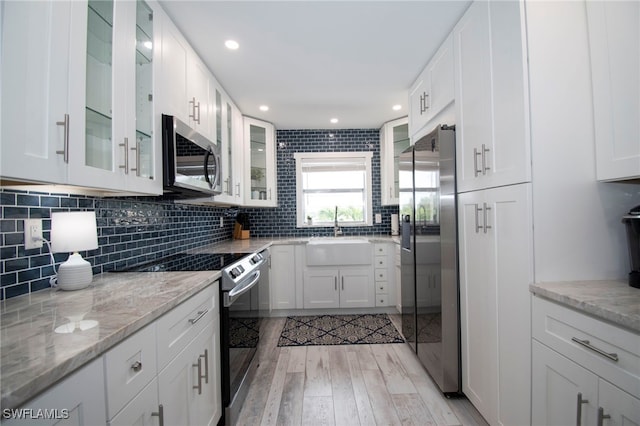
334 206 342 237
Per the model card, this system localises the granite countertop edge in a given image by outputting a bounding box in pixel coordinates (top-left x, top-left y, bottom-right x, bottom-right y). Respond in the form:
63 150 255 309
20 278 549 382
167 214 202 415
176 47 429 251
1 270 221 410
529 280 640 334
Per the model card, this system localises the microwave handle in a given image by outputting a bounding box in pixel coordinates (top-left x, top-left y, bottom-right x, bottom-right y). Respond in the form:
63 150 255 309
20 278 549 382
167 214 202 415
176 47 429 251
204 148 214 189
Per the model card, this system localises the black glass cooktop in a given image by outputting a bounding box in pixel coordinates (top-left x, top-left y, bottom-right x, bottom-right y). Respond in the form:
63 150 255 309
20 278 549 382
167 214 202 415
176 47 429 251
116 252 247 272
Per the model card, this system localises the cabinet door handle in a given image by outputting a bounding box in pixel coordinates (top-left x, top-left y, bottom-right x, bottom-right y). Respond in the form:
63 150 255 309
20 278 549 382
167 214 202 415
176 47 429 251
576 392 588 426
195 101 201 124
597 407 611 426
119 137 129 174
389 186 393 199
419 94 425 114
130 138 140 176
473 148 482 177
483 203 492 234
193 356 202 394
189 97 201 124
335 277 337 291
268 188 272 200
236 183 241 197
56 114 70 163
571 337 619 362
151 404 164 426
474 204 483 233
424 92 430 110
131 360 142 372
341 276 344 291
189 309 209 325
200 349 209 384
482 144 490 174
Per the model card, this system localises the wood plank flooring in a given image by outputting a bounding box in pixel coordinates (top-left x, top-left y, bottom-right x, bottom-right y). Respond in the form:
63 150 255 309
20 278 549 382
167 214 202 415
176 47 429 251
235 317 488 426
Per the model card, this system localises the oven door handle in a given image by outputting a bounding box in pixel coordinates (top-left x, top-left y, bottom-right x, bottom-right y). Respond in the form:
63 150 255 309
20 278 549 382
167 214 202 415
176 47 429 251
225 270 261 307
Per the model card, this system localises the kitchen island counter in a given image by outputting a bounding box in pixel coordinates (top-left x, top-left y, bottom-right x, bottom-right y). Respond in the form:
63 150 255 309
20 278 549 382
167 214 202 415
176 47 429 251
0 270 220 410
530 280 640 333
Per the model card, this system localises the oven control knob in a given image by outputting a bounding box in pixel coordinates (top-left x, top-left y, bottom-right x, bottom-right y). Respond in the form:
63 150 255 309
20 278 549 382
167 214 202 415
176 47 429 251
250 253 263 264
230 267 241 278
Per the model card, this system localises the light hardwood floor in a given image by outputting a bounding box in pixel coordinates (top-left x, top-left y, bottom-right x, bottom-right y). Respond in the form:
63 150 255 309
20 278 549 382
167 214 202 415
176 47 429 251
235 317 488 426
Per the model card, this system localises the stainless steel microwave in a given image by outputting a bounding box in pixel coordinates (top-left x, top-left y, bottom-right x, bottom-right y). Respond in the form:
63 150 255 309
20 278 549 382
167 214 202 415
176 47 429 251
162 114 222 197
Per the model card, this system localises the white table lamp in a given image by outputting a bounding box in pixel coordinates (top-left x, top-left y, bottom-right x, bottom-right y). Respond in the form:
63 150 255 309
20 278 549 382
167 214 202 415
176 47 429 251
51 211 98 291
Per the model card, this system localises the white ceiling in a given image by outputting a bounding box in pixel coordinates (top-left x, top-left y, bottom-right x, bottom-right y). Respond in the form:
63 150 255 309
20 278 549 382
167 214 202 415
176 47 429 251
158 1 471 130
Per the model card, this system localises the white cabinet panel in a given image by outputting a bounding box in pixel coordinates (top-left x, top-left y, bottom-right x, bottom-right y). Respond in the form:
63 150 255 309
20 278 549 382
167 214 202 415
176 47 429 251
380 117 409 206
270 245 297 310
2 358 106 426
458 183 533 426
409 33 454 139
587 1 640 181
454 0 530 192
532 340 599 426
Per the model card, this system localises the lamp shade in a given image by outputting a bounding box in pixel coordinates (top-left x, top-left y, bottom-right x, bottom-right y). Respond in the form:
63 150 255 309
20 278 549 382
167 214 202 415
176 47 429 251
51 211 98 253
51 211 98 291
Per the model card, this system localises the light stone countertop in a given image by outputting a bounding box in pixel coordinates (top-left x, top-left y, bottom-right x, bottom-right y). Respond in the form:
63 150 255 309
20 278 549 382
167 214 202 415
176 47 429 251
189 235 400 255
530 280 640 333
0 270 221 410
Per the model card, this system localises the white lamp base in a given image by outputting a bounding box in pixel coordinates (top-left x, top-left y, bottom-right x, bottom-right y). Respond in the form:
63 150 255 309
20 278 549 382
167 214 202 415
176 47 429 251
57 253 93 291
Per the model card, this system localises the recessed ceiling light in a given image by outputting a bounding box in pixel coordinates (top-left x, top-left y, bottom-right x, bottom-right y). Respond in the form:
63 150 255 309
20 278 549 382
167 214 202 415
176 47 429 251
330 118 339 124
392 104 402 111
225 40 239 50
259 105 269 112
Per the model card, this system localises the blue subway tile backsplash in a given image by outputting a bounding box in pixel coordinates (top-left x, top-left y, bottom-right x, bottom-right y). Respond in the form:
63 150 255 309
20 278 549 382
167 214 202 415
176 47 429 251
1 128 399 299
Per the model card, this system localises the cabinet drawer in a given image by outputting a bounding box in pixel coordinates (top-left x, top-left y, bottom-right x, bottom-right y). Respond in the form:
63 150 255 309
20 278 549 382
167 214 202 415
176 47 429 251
374 244 389 256
104 322 157 420
157 284 216 370
375 282 388 294
374 256 388 269
375 295 389 307
532 296 640 397
375 268 388 282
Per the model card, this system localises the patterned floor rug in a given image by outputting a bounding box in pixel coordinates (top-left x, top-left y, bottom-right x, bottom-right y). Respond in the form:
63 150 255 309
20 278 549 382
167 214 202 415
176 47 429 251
277 314 405 347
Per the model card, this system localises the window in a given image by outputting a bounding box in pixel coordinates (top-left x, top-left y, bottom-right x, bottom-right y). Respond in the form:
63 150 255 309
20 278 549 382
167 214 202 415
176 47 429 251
295 152 373 227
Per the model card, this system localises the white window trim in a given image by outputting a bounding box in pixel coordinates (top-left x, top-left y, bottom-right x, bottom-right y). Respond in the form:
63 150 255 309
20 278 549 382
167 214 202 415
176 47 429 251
294 151 373 228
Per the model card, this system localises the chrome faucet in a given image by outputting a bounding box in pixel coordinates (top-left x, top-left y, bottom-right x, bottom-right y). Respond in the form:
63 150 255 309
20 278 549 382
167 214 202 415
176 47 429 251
334 206 342 237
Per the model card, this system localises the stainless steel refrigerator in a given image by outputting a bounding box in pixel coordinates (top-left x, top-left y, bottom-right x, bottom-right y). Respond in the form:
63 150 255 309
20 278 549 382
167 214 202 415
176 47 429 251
399 124 460 394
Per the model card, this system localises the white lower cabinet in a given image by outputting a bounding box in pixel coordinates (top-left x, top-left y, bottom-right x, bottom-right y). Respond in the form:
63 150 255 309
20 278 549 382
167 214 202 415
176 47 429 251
158 321 220 426
373 243 395 307
458 183 533 426
270 245 297 310
108 378 159 426
304 267 374 309
1 357 106 426
532 296 640 426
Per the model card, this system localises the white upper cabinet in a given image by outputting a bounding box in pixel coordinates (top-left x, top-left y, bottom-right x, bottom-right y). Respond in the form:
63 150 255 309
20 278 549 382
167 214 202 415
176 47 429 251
453 0 531 193
213 93 244 205
158 10 215 142
1 0 161 195
380 117 410 205
586 1 640 182
409 33 455 139
244 116 277 207
1 0 82 184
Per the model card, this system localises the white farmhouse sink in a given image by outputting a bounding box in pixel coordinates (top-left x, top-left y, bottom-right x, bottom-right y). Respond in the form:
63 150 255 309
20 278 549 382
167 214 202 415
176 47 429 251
306 238 372 265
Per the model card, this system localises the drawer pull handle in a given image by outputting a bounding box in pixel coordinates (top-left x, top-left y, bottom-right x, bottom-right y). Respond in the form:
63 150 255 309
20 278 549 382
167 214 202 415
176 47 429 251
131 361 142 372
200 349 209 384
576 392 588 426
597 407 611 426
189 309 208 325
151 404 164 426
571 337 619 362
193 357 203 394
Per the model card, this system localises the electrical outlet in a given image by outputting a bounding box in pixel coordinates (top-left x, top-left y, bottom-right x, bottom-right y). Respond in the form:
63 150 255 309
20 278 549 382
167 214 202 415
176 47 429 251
219 217 224 228
375 213 382 224
24 219 43 250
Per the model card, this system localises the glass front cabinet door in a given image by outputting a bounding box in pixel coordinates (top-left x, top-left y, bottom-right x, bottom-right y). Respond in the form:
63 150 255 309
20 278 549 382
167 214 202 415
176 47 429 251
244 116 277 207
69 0 159 194
380 117 410 205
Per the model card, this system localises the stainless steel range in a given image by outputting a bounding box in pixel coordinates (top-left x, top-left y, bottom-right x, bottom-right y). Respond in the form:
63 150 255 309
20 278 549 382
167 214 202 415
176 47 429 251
113 249 269 426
